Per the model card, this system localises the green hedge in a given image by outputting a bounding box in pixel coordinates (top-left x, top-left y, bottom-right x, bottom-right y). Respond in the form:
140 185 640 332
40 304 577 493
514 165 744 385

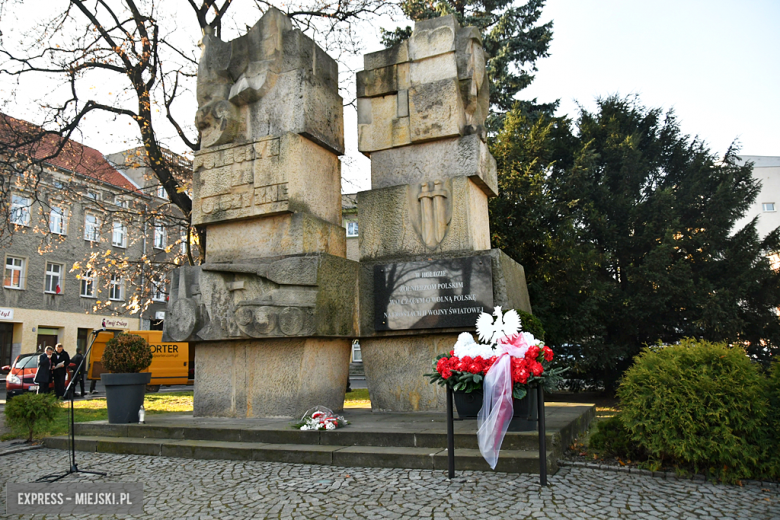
5 392 61 442
767 361 780 478
600 339 778 482
589 415 645 460
518 310 544 342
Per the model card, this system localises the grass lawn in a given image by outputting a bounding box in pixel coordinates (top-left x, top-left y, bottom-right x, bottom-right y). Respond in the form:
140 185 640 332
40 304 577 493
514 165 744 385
344 388 370 408
2 391 196 441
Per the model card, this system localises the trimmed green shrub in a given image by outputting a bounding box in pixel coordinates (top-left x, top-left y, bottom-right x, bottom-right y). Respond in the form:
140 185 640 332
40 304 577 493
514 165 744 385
617 339 769 482
103 333 152 374
589 415 644 460
518 310 545 342
5 392 61 442
766 361 780 478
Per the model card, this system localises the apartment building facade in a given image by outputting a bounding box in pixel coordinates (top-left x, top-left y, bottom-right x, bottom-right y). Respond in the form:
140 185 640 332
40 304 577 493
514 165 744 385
1 114 188 366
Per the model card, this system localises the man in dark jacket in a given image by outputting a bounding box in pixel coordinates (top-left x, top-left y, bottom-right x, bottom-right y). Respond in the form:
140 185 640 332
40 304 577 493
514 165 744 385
52 343 70 398
34 346 54 394
70 348 86 397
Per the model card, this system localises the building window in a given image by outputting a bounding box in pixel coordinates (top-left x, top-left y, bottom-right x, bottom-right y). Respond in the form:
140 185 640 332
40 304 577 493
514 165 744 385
10 195 31 226
180 229 188 255
112 221 127 247
154 222 166 249
115 195 129 208
4 257 25 289
346 221 358 237
152 279 166 302
86 190 100 201
80 270 96 298
156 185 166 199
49 207 68 235
351 339 362 362
109 274 123 301
84 214 101 242
44 262 63 294
763 203 775 212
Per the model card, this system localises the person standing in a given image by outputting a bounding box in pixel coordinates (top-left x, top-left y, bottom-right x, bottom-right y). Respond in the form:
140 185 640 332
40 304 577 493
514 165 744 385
52 343 70 398
34 346 54 394
70 347 86 397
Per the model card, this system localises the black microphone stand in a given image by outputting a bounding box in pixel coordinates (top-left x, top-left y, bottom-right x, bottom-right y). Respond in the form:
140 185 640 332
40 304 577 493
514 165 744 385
36 329 107 483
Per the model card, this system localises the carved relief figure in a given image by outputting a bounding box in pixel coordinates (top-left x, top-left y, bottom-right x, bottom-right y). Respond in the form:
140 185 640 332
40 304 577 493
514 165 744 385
195 9 290 149
191 7 344 227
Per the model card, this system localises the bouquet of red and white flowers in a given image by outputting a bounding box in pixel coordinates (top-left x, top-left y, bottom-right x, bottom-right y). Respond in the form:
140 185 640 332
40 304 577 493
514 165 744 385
426 307 559 400
294 406 349 431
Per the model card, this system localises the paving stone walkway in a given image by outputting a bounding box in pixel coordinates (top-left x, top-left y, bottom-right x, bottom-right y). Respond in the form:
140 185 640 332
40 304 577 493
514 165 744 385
1 448 778 519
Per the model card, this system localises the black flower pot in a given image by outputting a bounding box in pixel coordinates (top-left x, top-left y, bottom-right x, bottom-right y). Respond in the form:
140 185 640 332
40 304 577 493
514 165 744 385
102 372 152 424
453 387 538 431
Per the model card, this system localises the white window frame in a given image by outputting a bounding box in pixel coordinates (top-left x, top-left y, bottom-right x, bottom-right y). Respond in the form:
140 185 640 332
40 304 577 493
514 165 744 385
152 278 167 302
180 229 188 255
49 206 68 235
4 256 25 289
44 262 63 294
156 185 166 199
84 213 101 242
80 270 96 298
109 274 123 301
115 195 129 208
154 222 166 250
86 190 100 201
762 202 776 212
10 195 31 226
351 339 362 362
346 221 358 237
112 220 128 248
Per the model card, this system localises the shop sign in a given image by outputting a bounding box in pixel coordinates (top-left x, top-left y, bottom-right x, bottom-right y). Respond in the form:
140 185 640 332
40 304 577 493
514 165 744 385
103 318 130 329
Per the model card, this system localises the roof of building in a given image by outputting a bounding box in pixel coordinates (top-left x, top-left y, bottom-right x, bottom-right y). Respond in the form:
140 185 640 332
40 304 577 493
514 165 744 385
737 155 780 168
0 112 137 191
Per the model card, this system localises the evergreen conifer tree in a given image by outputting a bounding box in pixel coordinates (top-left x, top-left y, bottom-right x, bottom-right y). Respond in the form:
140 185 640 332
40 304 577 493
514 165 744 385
491 96 780 388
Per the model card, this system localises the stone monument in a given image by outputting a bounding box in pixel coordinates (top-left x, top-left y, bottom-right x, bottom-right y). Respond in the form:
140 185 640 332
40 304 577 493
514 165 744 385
163 8 358 418
356 15 532 412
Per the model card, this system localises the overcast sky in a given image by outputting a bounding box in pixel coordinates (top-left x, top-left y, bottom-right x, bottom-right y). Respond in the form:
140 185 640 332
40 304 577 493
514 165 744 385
2 1 777 193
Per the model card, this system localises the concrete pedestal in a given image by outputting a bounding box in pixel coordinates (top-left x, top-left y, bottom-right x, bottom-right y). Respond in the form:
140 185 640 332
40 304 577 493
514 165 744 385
361 334 455 412
194 338 351 418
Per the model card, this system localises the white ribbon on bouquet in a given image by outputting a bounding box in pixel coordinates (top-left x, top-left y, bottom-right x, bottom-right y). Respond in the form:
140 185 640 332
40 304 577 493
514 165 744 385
476 331 530 469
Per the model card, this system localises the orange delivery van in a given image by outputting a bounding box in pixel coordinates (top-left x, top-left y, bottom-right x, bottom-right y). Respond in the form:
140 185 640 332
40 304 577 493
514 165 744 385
87 330 191 390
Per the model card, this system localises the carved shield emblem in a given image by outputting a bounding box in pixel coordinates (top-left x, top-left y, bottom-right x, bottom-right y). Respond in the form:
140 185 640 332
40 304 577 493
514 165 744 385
408 179 453 249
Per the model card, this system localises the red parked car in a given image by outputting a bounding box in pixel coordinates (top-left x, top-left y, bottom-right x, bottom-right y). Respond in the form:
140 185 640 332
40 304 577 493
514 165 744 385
3 352 73 399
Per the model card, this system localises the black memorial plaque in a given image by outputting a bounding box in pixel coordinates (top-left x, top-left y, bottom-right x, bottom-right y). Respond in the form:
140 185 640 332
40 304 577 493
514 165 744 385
374 257 494 331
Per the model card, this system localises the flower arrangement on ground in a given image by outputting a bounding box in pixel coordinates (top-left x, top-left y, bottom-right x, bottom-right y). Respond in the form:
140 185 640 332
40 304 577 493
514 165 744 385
293 406 349 431
426 307 562 400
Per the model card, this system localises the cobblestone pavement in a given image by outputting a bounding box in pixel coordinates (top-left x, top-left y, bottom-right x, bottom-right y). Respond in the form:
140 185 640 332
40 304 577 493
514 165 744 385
1 449 778 519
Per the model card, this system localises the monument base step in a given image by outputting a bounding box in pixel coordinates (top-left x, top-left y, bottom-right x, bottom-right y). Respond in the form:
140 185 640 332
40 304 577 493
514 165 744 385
43 435 557 474
43 404 595 475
